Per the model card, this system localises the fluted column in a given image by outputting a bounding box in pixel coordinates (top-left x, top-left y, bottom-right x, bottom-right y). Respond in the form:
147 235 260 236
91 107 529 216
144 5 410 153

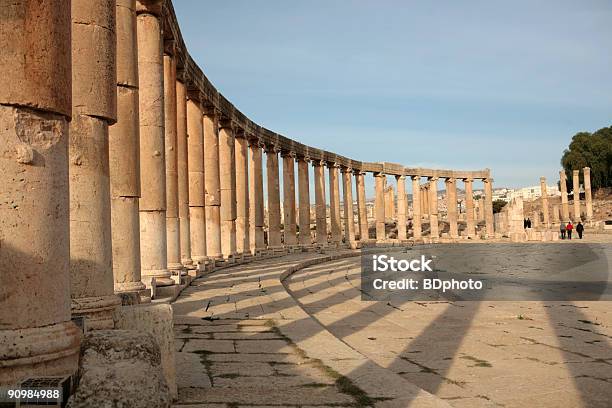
235 130 250 254
411 176 422 239
0 0 80 384
219 119 237 258
374 173 386 241
428 177 439 238
342 167 356 244
445 178 458 238
137 1 173 287
203 107 222 258
297 156 312 245
313 161 328 245
282 152 298 246
186 95 207 265
583 167 593 221
464 178 475 238
540 176 549 228
572 169 581 221
356 171 369 241
163 50 182 275
248 138 265 253
484 177 494 237
559 170 570 221
328 163 342 244
69 0 121 328
176 78 193 267
110 0 146 295
266 145 282 248
396 176 407 240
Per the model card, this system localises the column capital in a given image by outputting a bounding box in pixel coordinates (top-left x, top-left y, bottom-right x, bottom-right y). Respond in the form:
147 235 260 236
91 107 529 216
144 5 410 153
218 117 235 131
395 174 406 180
234 127 248 139
264 143 280 154
296 154 310 163
163 39 177 57
341 166 353 174
247 136 264 148
136 0 163 16
373 172 386 178
463 177 473 183
280 150 296 159
410 174 421 181
484 177 494 183
428 176 439 182
445 177 456 184
202 103 220 118
326 161 340 169
572 169 580 175
353 169 366 176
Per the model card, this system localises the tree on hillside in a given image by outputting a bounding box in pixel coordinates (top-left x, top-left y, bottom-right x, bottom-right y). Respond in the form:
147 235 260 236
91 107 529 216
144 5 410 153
561 126 612 191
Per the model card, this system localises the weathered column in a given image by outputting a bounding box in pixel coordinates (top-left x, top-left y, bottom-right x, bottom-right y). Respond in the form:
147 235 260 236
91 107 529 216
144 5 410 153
110 0 146 295
203 106 222 258
69 0 121 328
235 130 250 254
540 176 549 228
356 171 369 241
464 178 475 238
422 184 429 217
218 119 237 258
248 138 265 252
137 1 173 287
297 156 312 245
176 77 193 267
313 160 328 244
411 176 422 239
163 50 183 275
0 0 81 384
428 177 439 238
282 152 298 246
559 170 570 221
396 176 407 240
385 186 395 221
445 177 458 238
552 204 560 224
483 177 495 237
532 211 540 228
572 169 581 221
266 145 282 247
583 167 593 221
342 167 356 244
374 173 386 241
186 95 207 265
328 163 343 244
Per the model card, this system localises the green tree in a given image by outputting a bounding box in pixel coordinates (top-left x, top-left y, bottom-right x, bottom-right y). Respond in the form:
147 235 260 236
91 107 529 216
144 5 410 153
561 126 612 191
492 199 507 214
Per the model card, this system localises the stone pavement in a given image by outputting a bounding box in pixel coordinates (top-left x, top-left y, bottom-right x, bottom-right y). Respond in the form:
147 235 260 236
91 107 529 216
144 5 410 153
171 250 449 408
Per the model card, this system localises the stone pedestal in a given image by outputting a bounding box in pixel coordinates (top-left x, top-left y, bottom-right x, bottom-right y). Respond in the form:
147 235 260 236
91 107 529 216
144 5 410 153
445 177 458 238
266 146 282 247
235 132 250 254
342 168 356 244
176 79 193 267
328 164 342 244
218 120 237 258
0 0 81 384
374 173 386 241
396 176 407 240
428 177 439 238
411 176 422 239
583 167 593 221
297 157 312 245
203 107 222 258
464 178 475 238
248 139 265 252
572 169 581 222
282 152 298 246
559 170 570 222
313 161 328 244
356 172 369 241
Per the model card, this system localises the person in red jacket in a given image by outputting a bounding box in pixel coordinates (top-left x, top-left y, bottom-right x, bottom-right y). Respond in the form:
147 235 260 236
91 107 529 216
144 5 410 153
566 221 574 239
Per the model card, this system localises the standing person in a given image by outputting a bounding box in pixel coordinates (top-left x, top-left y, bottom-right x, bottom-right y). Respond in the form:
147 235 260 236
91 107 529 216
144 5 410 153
560 222 566 239
566 221 573 240
524 218 528 229
527 218 532 229
576 221 584 239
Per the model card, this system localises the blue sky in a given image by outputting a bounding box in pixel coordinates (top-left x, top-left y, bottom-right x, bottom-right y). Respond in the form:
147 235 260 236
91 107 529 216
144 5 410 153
174 0 611 191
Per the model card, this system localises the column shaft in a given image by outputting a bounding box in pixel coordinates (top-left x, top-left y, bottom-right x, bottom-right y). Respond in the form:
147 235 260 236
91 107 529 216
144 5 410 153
484 178 494 237
266 147 282 247
282 153 298 245
342 168 356 243
572 169 581 221
464 179 475 238
248 140 265 252
540 177 549 228
0 0 80 384
235 133 249 254
328 164 342 243
559 170 570 221
297 158 312 245
203 108 222 258
176 80 192 266
428 178 439 238
375 174 386 241
219 122 237 258
411 176 422 239
583 167 593 221
396 176 407 240
314 162 328 244
356 172 369 241
445 178 458 238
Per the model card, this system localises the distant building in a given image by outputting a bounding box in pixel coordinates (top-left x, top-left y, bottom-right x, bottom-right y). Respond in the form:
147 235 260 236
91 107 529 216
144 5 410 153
508 185 560 201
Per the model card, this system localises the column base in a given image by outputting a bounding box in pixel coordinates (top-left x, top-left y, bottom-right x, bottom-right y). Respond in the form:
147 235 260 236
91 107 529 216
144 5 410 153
114 280 147 294
71 294 121 330
0 321 81 386
142 269 174 287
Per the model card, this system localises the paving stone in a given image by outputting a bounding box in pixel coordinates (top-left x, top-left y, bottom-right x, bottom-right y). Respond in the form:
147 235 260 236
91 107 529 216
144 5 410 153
234 339 295 354
210 362 275 377
182 339 235 353
176 352 212 388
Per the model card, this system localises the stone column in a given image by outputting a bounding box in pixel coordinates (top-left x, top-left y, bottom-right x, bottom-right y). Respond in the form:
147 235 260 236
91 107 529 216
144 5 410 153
328 163 342 244
282 152 298 246
396 176 407 240
186 96 207 265
374 173 386 241
411 176 422 239
266 146 282 247
110 0 146 295
583 167 593 221
559 170 570 221
540 176 549 228
176 78 193 267
552 204 560 224
428 177 439 238
484 177 495 237
356 171 369 241
422 184 429 217
464 178 475 238
445 178 458 238
137 1 173 287
342 167 356 244
69 0 121 328
297 156 312 245
218 119 237 258
248 138 265 252
203 107 222 258
235 130 250 254
532 211 540 228
163 51 183 275
572 169 581 221
0 0 81 384
313 160 328 244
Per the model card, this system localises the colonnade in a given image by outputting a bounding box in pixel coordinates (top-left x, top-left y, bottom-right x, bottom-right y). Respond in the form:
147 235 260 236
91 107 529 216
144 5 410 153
0 0 493 385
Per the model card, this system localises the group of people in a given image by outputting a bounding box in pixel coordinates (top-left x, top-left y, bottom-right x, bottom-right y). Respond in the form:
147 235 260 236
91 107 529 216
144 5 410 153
523 218 585 240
